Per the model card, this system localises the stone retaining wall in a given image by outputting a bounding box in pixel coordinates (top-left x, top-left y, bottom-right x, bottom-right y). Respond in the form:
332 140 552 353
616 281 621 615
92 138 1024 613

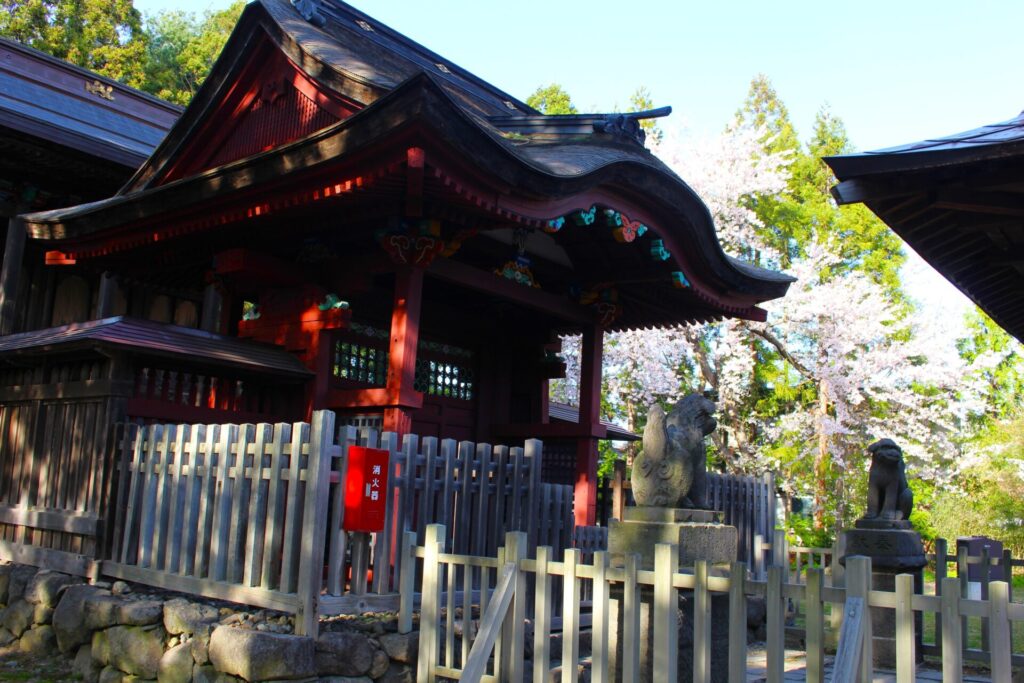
0 563 417 682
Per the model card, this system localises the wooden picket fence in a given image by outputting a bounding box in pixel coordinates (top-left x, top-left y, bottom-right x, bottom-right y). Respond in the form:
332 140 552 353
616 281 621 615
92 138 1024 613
105 412 575 635
782 537 1024 669
403 524 1024 683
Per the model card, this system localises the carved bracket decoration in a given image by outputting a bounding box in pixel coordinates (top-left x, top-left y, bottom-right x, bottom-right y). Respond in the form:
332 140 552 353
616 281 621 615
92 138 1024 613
604 209 648 243
671 271 691 289
579 284 622 327
259 78 289 106
377 220 475 267
85 80 114 101
380 234 445 267
494 255 540 288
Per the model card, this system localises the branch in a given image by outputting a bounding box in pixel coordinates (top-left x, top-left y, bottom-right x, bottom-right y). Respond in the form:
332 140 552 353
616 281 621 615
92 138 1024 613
745 324 815 381
685 327 719 390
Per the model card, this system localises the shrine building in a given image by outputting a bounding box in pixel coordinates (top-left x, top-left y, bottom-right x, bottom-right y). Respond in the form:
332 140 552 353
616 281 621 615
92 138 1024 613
0 0 792 525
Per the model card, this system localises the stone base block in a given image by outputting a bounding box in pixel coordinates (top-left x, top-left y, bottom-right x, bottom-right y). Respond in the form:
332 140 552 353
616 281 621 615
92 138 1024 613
841 528 926 571
622 507 724 524
609 508 737 569
840 527 927 667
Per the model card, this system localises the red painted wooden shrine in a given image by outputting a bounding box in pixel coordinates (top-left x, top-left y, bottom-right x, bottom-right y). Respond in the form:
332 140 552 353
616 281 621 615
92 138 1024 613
0 0 792 525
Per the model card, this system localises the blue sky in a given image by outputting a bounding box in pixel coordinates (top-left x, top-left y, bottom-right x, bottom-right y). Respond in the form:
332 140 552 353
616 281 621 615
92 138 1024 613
134 0 1022 332
135 0 1024 153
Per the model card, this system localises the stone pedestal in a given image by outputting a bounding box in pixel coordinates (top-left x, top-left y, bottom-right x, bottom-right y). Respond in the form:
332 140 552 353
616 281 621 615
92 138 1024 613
840 520 927 667
606 507 738 683
608 507 736 568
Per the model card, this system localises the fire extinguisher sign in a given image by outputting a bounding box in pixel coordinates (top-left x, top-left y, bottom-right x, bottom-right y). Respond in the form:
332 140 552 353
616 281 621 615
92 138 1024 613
343 445 390 532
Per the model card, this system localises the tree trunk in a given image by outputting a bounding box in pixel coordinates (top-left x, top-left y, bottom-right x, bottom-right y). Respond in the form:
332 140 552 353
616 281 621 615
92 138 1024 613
813 381 830 530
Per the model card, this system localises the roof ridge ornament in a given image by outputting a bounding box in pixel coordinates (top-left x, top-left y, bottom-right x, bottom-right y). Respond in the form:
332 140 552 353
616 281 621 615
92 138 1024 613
593 107 671 145
292 0 326 28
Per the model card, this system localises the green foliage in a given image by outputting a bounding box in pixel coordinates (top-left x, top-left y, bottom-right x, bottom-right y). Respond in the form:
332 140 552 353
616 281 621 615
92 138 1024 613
0 0 243 101
0 0 148 87
957 308 1024 424
931 414 1024 556
786 512 833 549
142 0 244 105
526 83 578 115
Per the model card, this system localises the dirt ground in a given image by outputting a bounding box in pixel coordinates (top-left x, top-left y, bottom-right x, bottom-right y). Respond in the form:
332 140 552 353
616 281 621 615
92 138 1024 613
0 643 75 682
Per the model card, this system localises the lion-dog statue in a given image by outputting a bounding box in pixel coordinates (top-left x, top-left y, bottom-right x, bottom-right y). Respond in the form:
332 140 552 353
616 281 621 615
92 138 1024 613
631 394 717 508
864 438 913 522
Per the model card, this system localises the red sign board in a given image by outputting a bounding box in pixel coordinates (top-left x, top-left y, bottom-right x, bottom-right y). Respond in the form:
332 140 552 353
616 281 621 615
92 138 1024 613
343 446 389 532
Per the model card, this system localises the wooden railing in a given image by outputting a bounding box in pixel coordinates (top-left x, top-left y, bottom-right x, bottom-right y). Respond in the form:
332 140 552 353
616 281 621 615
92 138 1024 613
127 365 287 423
406 524 1024 683
103 414 574 635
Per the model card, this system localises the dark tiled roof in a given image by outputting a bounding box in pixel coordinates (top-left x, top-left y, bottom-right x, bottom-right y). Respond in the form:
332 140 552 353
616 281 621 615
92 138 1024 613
548 401 639 441
0 37 180 168
869 111 1024 155
0 317 312 377
260 0 533 118
826 110 1024 342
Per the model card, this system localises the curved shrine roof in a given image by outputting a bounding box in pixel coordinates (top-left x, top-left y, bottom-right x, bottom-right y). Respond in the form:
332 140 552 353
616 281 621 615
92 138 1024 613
19 0 792 331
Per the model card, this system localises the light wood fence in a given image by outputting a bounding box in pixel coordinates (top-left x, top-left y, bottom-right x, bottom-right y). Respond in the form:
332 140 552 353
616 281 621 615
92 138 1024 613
782 537 1024 669
405 524 1024 683
104 412 574 635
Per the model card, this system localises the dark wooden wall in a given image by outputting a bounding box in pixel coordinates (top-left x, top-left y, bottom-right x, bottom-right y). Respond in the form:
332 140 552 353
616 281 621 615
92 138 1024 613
0 356 127 570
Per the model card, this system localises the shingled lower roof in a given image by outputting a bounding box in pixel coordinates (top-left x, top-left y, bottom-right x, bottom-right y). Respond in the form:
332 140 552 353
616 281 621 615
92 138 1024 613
0 316 313 378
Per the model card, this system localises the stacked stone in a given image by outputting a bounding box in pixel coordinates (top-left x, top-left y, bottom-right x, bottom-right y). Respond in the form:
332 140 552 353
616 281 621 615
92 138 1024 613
0 563 419 682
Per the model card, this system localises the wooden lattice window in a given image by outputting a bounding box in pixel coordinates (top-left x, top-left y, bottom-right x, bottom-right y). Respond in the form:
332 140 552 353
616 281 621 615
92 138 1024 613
333 340 388 386
414 358 474 400
333 324 475 400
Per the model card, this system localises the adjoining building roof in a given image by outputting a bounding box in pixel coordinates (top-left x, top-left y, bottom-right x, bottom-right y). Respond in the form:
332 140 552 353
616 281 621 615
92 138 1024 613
0 316 313 377
0 37 181 169
548 401 639 441
826 111 1024 342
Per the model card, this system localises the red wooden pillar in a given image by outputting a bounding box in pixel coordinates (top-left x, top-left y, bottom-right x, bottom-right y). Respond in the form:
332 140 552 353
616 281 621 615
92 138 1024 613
383 268 424 435
574 324 603 527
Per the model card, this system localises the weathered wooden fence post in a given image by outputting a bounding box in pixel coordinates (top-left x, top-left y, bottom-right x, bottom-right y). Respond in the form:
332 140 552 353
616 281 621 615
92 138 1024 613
766 565 785 683
847 555 873 683
417 524 445 683
533 545 553 683
805 567 825 683
500 531 527 683
988 580 1011 682
933 537 947 649
295 410 336 637
957 543 969 659
398 530 417 634
592 550 611 683
561 547 581 683
622 553 641 683
694 559 711 683
940 576 962 683
653 543 679 683
727 561 747 683
894 573 915 683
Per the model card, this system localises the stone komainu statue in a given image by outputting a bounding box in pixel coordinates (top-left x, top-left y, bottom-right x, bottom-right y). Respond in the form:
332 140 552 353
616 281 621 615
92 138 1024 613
864 438 913 521
631 394 717 509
